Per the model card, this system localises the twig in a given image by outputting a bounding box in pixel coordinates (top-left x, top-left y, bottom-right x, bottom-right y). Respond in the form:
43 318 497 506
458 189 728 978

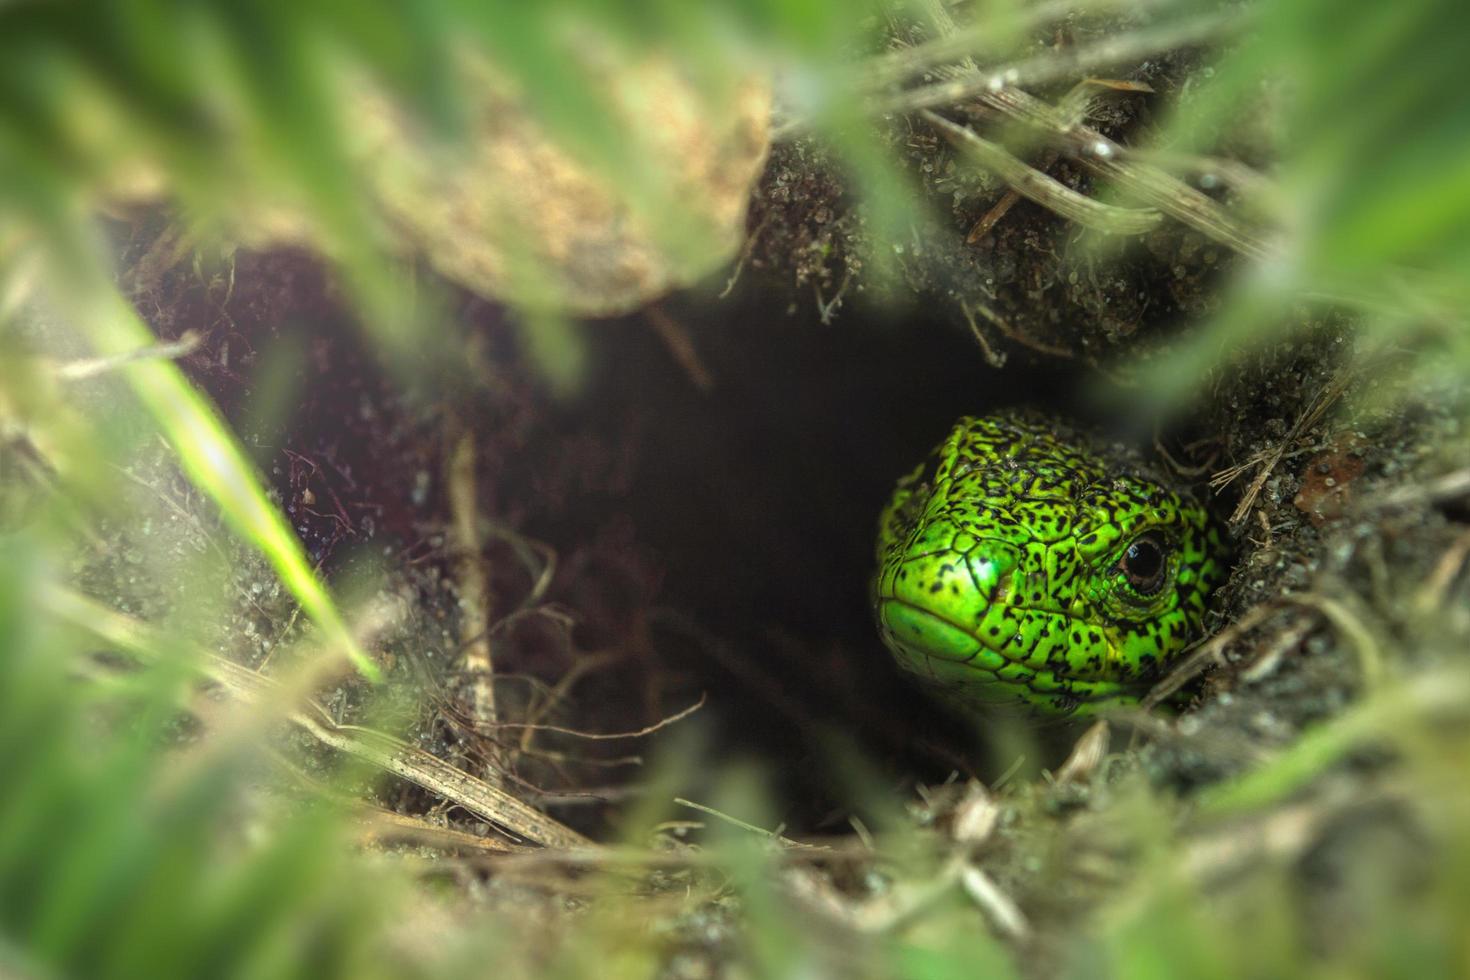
990 752 1028 791
512 745 643 769
480 837 877 873
963 78 1142 244
917 0 975 65
1055 77 1156 125
522 784 650 807
1125 148 1278 201
1150 588 1384 717
457 604 577 656
268 744 532 855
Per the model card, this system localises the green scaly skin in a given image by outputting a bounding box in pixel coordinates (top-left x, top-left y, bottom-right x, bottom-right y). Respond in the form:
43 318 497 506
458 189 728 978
873 413 1227 717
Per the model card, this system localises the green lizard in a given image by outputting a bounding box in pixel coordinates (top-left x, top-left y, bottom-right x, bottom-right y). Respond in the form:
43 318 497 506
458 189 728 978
874 413 1226 716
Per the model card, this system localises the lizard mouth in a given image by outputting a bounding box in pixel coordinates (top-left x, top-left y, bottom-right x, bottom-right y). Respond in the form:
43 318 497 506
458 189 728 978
875 597 987 665
874 585 1142 712
876 594 1144 716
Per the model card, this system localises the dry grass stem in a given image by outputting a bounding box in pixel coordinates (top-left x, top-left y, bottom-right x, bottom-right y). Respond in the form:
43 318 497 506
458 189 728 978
51 331 203 381
1181 782 1360 884
858 11 1242 127
960 865 1031 941
673 797 826 852
960 299 1008 368
786 855 968 934
978 86 1275 261
1142 601 1285 710
966 294 1075 358
1238 614 1316 684
951 781 1001 845
445 418 505 785
1212 372 1350 525
355 807 530 854
518 649 627 753
1285 592 1384 688
924 110 1162 235
45 585 591 849
870 0 1125 87
496 693 706 740
1054 720 1110 785
1370 467 1470 511
646 305 715 391
1413 527 1470 615
966 186 1024 243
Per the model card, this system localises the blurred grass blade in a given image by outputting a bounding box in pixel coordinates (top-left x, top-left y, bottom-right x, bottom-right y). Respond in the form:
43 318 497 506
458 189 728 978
71 285 379 681
1198 669 1470 816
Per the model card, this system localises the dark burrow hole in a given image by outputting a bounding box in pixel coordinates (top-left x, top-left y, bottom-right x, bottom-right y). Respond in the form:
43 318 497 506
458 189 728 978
518 290 1130 830
163 249 1208 835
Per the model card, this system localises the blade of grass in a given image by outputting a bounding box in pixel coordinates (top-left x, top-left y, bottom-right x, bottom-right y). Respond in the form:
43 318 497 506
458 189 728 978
1197 669 1470 817
69 285 379 681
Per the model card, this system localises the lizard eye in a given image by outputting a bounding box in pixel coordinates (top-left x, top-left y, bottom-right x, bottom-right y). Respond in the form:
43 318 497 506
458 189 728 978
1119 532 1169 596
